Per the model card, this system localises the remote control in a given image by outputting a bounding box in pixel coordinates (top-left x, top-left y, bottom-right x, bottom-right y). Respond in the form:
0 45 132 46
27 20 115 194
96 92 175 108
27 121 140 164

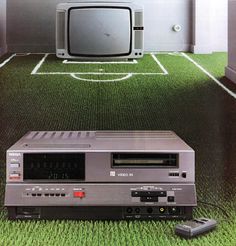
175 218 217 238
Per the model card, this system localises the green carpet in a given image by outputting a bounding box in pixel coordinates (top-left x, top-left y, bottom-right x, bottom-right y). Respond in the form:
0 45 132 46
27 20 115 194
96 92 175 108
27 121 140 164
0 52 236 245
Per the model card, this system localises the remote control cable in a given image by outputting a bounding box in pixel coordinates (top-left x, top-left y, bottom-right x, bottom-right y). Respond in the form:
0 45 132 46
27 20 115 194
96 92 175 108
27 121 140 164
198 200 230 219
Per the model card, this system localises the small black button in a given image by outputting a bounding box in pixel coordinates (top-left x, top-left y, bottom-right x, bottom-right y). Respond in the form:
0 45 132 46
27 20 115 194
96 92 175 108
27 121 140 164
147 207 153 213
140 197 159 202
182 172 187 178
131 191 140 197
167 196 175 202
156 191 167 197
126 207 133 214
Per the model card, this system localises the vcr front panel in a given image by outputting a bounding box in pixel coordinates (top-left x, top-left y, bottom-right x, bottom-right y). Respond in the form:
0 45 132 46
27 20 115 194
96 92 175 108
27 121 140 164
5 183 196 220
5 131 196 220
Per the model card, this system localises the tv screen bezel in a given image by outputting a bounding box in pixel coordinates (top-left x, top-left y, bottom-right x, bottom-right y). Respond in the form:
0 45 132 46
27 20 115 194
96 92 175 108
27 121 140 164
67 6 132 57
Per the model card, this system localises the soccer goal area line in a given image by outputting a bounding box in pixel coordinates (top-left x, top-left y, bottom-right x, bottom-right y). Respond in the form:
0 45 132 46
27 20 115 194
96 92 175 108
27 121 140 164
30 53 169 82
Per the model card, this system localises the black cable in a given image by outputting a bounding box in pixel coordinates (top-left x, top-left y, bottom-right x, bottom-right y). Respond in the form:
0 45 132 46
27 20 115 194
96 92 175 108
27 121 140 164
198 200 230 220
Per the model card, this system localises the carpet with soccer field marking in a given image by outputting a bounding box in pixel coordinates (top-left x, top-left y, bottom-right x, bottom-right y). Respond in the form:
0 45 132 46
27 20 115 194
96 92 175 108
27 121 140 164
0 52 236 245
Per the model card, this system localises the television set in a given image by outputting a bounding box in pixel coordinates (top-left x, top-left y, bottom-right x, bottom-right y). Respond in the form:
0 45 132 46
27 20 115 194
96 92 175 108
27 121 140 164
56 1 144 60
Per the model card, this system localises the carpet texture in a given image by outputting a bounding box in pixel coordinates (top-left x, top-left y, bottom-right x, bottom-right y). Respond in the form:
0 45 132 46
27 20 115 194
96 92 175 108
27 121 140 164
0 52 236 245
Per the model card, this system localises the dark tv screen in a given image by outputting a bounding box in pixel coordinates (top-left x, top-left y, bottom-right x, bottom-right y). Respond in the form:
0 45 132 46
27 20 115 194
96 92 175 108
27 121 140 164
68 7 132 57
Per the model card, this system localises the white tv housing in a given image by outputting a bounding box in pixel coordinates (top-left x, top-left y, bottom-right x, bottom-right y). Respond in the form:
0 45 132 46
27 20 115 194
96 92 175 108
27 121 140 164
56 1 144 60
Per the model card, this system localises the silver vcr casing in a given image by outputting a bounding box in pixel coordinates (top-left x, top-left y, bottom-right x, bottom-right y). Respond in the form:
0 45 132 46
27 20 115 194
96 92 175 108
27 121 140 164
5 131 196 220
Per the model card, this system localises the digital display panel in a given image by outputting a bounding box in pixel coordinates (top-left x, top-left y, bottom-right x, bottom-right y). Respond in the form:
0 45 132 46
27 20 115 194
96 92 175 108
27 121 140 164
23 153 85 181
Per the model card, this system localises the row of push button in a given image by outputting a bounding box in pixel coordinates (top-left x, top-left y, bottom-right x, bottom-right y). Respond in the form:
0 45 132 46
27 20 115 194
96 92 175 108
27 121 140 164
131 191 167 197
132 190 175 203
27 192 85 198
29 193 66 197
9 163 21 180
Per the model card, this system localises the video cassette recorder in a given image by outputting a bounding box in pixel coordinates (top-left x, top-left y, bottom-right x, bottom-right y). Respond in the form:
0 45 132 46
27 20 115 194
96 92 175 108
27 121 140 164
5 131 196 220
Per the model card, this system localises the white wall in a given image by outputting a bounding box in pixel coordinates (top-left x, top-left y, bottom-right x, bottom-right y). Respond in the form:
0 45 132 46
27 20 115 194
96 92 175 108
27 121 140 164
192 0 227 54
0 0 7 56
6 0 228 53
192 0 212 53
135 0 193 51
6 0 193 52
225 0 236 83
211 0 228 52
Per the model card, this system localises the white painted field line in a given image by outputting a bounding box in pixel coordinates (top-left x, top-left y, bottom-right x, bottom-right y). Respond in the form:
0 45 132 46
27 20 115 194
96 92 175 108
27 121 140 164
152 51 175 54
0 54 17 68
71 73 133 82
150 53 168 75
0 53 31 69
31 53 167 82
181 52 236 100
63 59 138 64
30 53 55 55
15 53 31 56
35 72 165 75
31 53 49 74
2 52 55 69
32 54 164 75
152 51 182 56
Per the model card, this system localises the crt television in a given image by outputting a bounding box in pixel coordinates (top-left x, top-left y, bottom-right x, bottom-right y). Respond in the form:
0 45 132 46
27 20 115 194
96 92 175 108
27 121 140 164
56 1 144 60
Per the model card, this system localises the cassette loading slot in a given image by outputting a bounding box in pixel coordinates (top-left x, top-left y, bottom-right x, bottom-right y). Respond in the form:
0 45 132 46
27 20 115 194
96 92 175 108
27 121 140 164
112 153 178 168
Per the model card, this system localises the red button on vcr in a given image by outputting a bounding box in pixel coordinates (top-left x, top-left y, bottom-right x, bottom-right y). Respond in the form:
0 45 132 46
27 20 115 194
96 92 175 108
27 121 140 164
73 191 85 198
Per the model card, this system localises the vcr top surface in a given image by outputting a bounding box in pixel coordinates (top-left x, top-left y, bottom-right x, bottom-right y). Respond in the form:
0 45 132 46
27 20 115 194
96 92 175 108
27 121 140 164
8 131 193 152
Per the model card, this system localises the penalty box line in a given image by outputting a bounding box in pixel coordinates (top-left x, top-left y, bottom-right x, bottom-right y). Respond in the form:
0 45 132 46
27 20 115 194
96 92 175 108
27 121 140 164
31 53 169 79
